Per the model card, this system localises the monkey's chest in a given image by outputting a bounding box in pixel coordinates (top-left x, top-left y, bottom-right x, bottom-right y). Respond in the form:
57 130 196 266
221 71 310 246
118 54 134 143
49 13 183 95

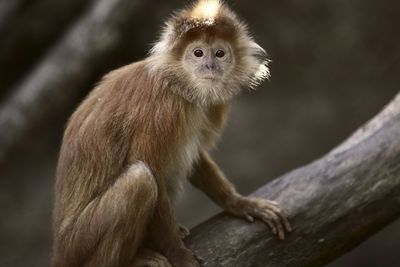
163 107 223 199
165 132 202 198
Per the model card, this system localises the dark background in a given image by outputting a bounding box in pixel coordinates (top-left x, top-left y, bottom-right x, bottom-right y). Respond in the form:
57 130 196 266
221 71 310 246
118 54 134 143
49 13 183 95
0 0 399 266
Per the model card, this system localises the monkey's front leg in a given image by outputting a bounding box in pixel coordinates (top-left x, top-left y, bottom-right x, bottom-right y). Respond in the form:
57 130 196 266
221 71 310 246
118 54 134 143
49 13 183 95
148 180 200 267
190 150 292 240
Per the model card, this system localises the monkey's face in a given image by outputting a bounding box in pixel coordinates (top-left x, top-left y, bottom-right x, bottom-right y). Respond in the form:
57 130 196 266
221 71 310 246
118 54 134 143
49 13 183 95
182 38 235 86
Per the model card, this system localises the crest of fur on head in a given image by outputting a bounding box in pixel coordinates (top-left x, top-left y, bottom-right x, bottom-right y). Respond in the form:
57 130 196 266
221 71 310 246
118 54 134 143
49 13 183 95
149 0 270 106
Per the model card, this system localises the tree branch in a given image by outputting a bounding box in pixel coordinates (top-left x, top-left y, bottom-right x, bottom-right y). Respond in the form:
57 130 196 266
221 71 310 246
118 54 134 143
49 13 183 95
186 92 400 267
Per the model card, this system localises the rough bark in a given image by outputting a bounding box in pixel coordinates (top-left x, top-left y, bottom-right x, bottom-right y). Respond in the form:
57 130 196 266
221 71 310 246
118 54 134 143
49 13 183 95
186 92 400 267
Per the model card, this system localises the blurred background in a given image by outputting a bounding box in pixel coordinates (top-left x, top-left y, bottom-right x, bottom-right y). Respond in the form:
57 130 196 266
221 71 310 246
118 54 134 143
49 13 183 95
0 0 399 266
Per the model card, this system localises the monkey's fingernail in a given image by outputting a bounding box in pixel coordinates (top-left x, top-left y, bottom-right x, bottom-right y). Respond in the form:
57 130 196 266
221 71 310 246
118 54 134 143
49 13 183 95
272 228 277 235
246 215 254 222
278 232 285 240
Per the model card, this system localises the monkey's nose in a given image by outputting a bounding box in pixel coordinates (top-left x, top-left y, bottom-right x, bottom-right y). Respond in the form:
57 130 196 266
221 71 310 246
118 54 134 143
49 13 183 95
205 62 217 70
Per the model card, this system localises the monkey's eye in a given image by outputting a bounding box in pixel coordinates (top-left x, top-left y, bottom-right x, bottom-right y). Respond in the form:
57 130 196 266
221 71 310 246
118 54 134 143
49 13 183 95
194 49 204 57
215 49 225 58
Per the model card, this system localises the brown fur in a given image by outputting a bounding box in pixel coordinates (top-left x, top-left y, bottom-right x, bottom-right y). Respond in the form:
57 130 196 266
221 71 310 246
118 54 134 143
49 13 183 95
53 1 289 267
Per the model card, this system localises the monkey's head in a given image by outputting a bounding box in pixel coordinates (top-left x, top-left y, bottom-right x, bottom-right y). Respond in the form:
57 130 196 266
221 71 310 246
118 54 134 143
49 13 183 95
150 0 269 106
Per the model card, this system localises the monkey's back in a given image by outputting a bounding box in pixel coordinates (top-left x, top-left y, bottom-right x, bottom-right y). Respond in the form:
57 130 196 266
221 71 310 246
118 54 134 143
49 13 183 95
54 61 184 228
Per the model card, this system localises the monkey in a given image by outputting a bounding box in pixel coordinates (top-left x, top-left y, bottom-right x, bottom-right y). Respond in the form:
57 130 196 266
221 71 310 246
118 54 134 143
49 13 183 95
52 1 291 266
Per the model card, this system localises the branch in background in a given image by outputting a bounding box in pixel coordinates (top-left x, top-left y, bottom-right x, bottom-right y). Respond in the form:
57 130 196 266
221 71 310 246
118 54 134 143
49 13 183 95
186 92 400 266
0 0 166 164
0 0 92 94
0 0 25 35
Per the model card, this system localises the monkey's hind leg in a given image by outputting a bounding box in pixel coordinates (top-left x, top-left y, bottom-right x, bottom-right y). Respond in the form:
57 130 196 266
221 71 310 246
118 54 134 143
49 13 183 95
132 248 172 267
54 161 158 267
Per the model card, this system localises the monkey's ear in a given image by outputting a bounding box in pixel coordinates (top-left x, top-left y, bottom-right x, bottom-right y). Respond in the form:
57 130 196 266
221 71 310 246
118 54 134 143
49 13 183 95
245 41 270 87
250 42 269 65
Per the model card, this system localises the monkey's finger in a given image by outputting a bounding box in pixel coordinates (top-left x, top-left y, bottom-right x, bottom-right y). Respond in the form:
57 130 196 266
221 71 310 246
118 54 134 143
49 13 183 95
264 200 280 207
260 215 278 236
255 210 278 236
277 210 292 233
261 210 285 240
265 204 292 232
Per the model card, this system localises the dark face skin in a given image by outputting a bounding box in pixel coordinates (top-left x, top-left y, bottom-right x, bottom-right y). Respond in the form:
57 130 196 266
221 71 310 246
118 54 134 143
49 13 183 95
182 38 235 83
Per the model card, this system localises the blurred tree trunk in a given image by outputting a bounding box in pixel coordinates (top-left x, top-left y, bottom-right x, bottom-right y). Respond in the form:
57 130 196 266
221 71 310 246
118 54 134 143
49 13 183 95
0 0 93 96
186 92 400 266
0 0 174 164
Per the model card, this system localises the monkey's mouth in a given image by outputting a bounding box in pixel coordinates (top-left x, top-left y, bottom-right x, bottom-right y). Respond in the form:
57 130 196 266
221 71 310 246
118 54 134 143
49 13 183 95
200 77 217 80
195 68 222 81
198 73 219 81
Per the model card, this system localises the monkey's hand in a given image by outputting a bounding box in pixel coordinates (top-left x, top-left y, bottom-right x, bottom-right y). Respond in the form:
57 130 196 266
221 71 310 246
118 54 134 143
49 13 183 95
224 196 292 240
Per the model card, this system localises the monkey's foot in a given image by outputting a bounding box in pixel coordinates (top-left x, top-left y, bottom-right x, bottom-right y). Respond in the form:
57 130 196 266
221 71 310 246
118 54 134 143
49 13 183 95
132 248 172 267
166 247 201 267
178 224 190 239
225 196 292 240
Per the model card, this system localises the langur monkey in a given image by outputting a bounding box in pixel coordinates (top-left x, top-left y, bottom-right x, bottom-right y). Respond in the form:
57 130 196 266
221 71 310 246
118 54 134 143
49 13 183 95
52 0 291 266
